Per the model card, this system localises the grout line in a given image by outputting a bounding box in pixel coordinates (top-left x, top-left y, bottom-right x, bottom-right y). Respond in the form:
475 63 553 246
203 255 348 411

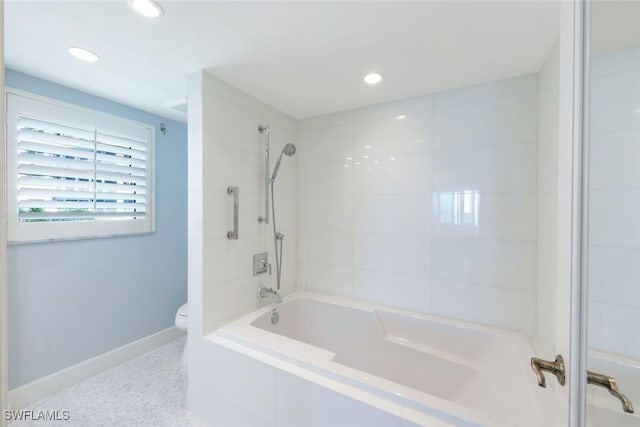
349 111 355 300
430 140 538 153
431 279 537 295
589 243 640 250
589 188 640 193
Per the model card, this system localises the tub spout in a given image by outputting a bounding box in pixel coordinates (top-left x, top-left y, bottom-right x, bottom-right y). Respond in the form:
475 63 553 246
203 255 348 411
587 371 634 414
257 285 283 304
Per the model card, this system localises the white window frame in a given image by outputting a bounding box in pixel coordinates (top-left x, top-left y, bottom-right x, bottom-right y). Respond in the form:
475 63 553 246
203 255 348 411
6 89 156 243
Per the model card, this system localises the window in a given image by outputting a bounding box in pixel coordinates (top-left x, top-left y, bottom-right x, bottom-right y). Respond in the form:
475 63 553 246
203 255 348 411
6 91 156 242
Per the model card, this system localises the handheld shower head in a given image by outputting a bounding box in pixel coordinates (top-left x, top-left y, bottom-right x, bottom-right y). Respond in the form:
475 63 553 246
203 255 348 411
271 143 296 182
282 143 296 156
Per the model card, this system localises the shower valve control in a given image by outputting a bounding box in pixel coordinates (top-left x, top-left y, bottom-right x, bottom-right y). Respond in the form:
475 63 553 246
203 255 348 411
253 252 271 276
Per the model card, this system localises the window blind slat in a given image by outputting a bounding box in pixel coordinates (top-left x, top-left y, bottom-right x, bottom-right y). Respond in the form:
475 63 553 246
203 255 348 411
96 181 146 195
19 200 94 209
19 153 94 170
95 192 146 202
19 176 94 192
18 118 94 141
97 133 147 151
95 161 146 177
95 202 146 212
18 188 95 200
19 164 95 181
96 152 146 169
95 142 146 161
18 129 95 152
96 193 147 205
19 211 94 220
18 140 93 161
95 171 145 185
20 211 143 220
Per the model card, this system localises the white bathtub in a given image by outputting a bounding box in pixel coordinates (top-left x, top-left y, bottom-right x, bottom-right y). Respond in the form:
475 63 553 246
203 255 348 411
203 292 552 427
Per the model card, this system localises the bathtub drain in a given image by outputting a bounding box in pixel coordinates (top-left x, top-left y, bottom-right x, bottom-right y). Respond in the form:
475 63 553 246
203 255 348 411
271 309 280 325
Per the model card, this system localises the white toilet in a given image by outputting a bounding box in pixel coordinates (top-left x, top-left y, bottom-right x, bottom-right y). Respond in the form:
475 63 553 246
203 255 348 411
175 303 188 367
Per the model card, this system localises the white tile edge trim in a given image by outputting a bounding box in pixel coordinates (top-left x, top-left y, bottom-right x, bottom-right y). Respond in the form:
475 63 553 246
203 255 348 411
8 326 185 410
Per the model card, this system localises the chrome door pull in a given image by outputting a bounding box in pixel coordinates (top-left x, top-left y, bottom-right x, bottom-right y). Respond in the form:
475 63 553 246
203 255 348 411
587 371 634 414
531 354 565 388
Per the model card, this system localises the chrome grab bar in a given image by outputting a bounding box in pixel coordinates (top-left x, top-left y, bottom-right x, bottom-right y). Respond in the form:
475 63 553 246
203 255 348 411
227 186 239 240
258 124 270 224
588 370 634 414
531 354 565 388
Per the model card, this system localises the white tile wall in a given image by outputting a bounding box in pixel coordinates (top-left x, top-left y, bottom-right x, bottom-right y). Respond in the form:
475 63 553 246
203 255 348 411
588 48 640 359
191 71 298 334
297 74 539 335
536 40 560 356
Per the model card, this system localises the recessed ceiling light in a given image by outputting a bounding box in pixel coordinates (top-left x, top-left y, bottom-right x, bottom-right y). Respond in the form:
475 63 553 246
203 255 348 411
68 47 99 63
396 114 407 120
364 145 372 149
131 0 164 18
363 72 383 85
634 108 640 113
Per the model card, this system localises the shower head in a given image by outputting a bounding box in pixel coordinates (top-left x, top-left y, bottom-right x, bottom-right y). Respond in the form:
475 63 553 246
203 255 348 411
271 143 296 182
282 143 296 156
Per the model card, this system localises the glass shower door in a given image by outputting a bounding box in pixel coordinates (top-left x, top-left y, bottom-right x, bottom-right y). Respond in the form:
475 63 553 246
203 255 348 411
585 1 640 425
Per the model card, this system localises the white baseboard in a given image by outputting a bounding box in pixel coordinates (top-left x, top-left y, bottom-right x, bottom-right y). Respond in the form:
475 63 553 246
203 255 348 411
8 326 185 410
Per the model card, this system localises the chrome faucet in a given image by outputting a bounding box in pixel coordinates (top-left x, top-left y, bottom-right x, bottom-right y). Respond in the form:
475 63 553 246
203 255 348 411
588 371 635 414
257 285 282 304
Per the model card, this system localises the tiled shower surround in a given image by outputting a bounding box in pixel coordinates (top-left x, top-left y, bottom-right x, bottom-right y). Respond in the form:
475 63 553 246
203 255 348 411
297 74 540 335
588 47 640 359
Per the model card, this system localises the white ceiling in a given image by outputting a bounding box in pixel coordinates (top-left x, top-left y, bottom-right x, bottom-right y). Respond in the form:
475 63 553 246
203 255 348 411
5 1 560 122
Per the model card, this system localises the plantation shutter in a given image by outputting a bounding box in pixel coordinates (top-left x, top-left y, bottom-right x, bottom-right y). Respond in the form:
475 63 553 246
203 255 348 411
7 91 155 242
16 118 149 222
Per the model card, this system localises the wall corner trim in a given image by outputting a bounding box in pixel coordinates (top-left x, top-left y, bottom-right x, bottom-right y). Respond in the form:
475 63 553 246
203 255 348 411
7 327 185 410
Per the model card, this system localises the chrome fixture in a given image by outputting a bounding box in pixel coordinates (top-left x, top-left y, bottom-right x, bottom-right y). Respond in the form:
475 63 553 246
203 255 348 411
587 370 634 413
227 186 239 240
253 252 270 276
258 124 270 224
271 143 296 182
270 309 280 325
257 285 283 304
256 123 296 290
531 354 566 387
269 143 296 290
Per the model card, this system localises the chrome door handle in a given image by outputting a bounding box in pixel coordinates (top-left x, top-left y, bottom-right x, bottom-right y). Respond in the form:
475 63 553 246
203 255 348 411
588 371 634 414
531 354 565 388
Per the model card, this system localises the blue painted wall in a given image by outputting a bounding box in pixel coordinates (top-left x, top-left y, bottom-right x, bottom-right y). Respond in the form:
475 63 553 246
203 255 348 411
6 69 188 389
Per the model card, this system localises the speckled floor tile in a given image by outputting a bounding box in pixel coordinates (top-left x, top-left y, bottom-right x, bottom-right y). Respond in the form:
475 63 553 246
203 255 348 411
9 336 208 427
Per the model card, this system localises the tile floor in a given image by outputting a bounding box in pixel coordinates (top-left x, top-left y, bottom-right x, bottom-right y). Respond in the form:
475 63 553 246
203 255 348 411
9 336 207 427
